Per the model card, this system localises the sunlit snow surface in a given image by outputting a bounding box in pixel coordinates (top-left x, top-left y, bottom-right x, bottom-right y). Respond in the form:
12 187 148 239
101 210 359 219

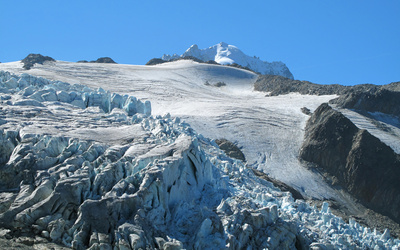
0 65 399 248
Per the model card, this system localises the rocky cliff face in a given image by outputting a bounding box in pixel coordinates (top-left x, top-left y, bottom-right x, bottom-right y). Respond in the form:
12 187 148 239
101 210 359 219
300 103 400 223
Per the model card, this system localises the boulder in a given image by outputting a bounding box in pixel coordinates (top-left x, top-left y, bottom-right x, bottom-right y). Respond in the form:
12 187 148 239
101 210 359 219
215 138 245 161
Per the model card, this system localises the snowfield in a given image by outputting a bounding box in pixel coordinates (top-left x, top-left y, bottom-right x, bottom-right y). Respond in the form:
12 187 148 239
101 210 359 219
0 60 399 248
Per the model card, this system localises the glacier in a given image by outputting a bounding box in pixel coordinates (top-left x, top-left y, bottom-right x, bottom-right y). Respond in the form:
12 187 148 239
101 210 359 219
0 59 340 201
162 42 294 79
0 71 399 249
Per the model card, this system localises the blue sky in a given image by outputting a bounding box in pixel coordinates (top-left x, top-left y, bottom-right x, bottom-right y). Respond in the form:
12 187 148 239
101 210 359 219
1 1 399 85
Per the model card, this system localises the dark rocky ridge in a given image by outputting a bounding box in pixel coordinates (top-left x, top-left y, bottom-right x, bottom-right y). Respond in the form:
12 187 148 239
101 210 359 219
78 57 117 64
228 63 256 73
254 75 346 96
145 58 167 65
383 81 400 92
255 74 400 118
254 74 381 96
21 54 56 70
93 57 116 63
300 103 400 224
329 88 400 117
146 56 208 65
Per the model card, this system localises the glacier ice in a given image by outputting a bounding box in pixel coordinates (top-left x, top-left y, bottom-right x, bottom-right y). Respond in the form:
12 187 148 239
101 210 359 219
0 71 399 249
0 70 151 117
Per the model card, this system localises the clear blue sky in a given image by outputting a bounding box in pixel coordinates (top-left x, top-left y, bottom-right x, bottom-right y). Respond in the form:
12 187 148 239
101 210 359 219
1 1 399 85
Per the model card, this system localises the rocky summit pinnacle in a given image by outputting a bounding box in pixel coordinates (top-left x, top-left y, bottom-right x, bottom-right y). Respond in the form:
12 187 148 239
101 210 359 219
162 42 294 79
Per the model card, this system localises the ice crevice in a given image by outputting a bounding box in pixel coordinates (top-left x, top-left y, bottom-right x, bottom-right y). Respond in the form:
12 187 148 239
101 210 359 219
0 71 399 249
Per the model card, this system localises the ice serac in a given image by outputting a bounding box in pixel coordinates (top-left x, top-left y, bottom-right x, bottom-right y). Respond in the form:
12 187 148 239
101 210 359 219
162 42 294 79
0 71 151 117
300 103 400 224
0 106 297 248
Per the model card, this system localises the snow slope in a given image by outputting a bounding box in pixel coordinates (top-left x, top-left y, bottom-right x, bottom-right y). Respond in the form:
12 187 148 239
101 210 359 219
0 70 399 249
162 42 294 79
0 60 336 199
335 107 400 154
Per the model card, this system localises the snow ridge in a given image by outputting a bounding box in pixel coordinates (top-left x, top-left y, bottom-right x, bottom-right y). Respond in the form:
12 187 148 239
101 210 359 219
162 42 294 79
0 71 399 248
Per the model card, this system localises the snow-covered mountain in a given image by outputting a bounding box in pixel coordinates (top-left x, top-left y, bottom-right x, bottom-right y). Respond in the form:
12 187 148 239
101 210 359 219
0 57 399 248
162 42 294 79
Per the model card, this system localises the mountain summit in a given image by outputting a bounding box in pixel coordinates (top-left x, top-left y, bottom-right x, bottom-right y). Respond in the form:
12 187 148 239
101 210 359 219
162 42 294 79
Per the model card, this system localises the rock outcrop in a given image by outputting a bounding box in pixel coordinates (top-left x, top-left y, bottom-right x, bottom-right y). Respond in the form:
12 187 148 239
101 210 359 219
215 138 245 162
383 81 400 92
21 54 55 70
145 58 167 65
92 57 116 64
145 56 216 66
254 74 349 96
253 74 396 97
252 169 304 200
77 57 117 64
300 103 400 223
330 88 400 117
